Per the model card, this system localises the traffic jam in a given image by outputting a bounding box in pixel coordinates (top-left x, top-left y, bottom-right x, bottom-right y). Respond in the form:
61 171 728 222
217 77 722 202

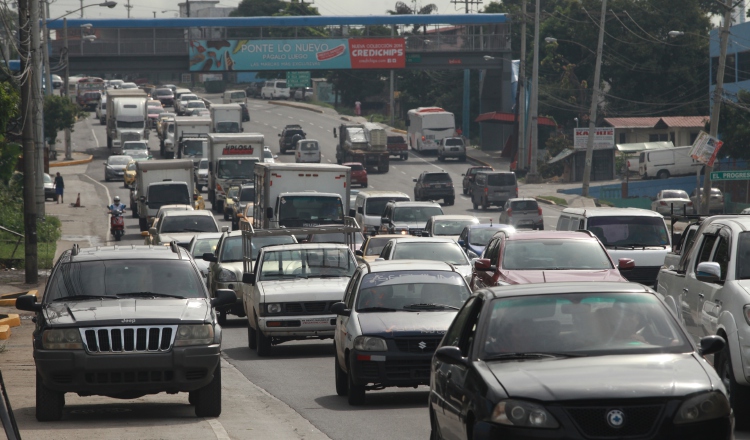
6 76 737 440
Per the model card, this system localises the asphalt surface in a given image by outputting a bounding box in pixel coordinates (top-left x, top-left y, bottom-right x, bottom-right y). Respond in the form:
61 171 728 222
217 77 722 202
70 96 750 440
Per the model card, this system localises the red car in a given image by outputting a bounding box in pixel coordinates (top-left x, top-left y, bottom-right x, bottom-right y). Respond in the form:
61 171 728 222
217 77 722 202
344 162 368 188
470 230 634 290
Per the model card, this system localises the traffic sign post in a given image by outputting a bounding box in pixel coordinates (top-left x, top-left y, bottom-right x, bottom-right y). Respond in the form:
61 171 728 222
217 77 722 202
710 170 750 181
286 71 311 88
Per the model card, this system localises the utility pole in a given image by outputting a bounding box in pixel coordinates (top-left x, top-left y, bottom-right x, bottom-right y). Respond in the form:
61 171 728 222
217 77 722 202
526 0 541 182
517 0 527 171
80 0 83 17
19 0 39 284
63 18 72 160
703 0 733 213
390 24 395 126
580 0 608 196
31 0 45 216
186 0 190 17
42 0 52 97
125 0 132 18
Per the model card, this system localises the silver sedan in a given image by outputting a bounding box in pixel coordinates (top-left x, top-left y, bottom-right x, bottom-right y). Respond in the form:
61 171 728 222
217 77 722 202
103 155 132 181
651 189 693 215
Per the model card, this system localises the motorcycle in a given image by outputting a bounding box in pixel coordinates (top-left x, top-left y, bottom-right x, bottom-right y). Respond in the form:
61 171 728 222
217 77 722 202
108 205 126 241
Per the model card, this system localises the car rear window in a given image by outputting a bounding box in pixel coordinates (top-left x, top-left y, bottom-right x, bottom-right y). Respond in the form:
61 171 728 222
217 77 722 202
239 187 255 201
510 200 538 211
487 173 516 186
444 138 464 146
276 82 287 88
155 89 172 96
286 130 304 137
160 215 218 233
503 239 612 270
348 164 364 171
662 190 688 199
388 136 405 144
423 173 452 183
300 142 318 151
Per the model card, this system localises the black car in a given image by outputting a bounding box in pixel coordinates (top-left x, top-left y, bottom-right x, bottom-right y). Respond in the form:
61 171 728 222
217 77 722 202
239 103 250 122
278 124 306 154
429 282 731 440
15 244 236 421
245 82 263 99
414 171 455 205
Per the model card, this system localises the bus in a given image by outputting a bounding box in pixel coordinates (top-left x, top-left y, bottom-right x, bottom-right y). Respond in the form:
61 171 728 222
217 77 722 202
76 77 105 108
406 107 456 152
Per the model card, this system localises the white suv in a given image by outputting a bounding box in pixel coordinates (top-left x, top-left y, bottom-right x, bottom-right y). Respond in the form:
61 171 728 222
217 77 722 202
261 80 290 100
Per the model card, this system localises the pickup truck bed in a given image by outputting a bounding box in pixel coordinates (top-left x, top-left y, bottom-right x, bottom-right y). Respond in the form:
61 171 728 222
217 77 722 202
387 136 408 161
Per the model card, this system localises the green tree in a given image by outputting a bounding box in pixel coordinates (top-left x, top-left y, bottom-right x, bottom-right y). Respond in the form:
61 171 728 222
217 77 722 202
715 91 750 160
43 95 78 147
387 1 438 34
0 80 19 183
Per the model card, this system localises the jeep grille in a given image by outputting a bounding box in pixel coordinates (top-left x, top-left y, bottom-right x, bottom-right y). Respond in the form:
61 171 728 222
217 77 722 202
79 326 178 354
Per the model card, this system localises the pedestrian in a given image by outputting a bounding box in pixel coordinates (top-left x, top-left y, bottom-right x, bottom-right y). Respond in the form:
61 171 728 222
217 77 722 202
354 100 361 116
455 127 463 137
53 172 64 204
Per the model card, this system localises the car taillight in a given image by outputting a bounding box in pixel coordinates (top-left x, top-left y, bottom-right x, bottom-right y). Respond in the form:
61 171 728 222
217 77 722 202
515 187 519 197
627 160 631 167
660 201 667 206
507 208 513 217
216 183 223 192
422 136 425 141
538 207 542 216
687 202 693 206
484 187 488 194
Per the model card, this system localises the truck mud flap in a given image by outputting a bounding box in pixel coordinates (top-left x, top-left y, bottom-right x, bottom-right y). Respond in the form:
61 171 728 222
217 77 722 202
0 371 21 440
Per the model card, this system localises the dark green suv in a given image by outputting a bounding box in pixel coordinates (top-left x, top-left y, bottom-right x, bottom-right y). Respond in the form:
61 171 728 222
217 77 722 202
278 124 306 154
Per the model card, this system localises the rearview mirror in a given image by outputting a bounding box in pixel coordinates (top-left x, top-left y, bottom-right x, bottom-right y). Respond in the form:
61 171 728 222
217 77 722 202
458 239 465 246
355 249 364 257
349 209 356 217
211 289 236 308
474 258 492 271
699 335 725 356
148 227 157 235
202 253 217 262
266 207 273 219
16 294 42 312
412 178 417 182
331 302 350 316
381 216 389 224
435 346 467 366
242 272 255 284
357 206 364 215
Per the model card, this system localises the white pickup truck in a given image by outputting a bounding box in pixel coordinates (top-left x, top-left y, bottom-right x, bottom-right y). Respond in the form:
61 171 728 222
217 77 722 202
239 220 360 357
656 215 750 420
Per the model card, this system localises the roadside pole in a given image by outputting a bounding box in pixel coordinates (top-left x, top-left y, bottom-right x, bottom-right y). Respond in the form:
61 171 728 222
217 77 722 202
32 0 45 215
63 18 72 160
516 0 527 171
526 0 540 183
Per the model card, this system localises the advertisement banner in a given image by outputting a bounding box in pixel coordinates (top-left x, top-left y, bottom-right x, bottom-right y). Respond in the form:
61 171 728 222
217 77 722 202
689 130 723 166
573 127 615 150
189 38 405 71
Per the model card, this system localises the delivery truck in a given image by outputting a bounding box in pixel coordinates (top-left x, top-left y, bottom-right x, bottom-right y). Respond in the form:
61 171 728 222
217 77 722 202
210 103 243 133
207 133 264 212
134 159 195 231
106 89 149 153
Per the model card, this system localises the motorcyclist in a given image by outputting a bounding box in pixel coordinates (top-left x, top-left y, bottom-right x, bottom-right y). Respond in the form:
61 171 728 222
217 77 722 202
108 196 126 215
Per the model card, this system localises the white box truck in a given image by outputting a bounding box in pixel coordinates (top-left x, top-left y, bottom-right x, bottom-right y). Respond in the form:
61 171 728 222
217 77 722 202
210 103 243 133
174 116 211 161
106 89 149 153
253 163 351 229
207 133 264 212
638 145 703 179
134 159 195 231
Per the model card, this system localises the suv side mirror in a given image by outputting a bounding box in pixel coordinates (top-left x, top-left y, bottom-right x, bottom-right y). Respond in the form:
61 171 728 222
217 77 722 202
211 289 236 308
618 258 635 270
202 253 217 262
381 216 389 224
149 227 157 236
474 258 493 271
331 302 350 316
349 209 356 217
266 207 273 219
699 335 725 356
333 128 337 138
357 207 363 214
435 346 467 366
242 272 255 284
412 178 418 182
16 294 42 312
696 262 721 283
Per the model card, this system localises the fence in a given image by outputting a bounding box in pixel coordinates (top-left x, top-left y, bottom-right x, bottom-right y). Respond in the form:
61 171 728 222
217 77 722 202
0 226 57 270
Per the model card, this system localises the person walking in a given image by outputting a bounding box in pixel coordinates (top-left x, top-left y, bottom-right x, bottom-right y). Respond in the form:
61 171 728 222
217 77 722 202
53 172 64 204
354 100 362 116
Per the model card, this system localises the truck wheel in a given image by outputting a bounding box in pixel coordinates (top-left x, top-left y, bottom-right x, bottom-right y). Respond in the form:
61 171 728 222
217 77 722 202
139 217 148 232
216 200 224 213
380 162 389 173
223 210 230 221
335 351 348 397
438 154 444 162
657 170 670 179
132 206 138 218
194 364 221 418
402 153 408 161
107 136 112 149
188 391 197 405
463 187 468 195
717 343 750 427
256 317 272 356
472 199 478 210
347 360 366 405
446 198 455 206
247 323 257 349
36 372 64 422
100 118 105 126
460 155 467 162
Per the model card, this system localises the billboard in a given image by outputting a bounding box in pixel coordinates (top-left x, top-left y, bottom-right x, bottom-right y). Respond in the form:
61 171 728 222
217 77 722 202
689 130 723 166
573 127 615 150
189 38 405 72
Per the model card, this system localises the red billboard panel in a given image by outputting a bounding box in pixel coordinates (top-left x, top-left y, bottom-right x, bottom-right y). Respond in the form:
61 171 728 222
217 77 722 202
348 38 406 69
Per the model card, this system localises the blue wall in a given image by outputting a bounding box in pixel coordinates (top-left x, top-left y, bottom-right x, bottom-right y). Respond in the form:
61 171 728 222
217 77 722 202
558 175 704 199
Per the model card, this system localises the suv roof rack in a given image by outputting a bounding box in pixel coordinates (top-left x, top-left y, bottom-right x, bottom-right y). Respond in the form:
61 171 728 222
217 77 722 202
169 241 182 258
71 244 80 256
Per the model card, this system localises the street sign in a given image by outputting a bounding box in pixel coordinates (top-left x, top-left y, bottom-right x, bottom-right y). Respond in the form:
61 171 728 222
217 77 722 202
710 170 750 181
286 71 311 88
573 127 615 150
406 54 421 63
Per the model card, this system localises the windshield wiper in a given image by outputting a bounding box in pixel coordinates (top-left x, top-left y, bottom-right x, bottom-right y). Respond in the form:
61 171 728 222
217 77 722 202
306 274 345 278
357 306 402 312
53 295 119 302
484 352 586 361
403 303 459 310
117 292 186 299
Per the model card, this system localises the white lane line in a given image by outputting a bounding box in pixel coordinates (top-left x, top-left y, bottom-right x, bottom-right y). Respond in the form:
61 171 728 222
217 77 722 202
271 126 277 129
327 159 332 162
81 174 111 205
276 113 282 116
288 116 294 119
401 171 406 174
319 126 324 129
90 125 99 148
265 110 271 113
263 123 268 125
207 418 230 440
309 122 314 125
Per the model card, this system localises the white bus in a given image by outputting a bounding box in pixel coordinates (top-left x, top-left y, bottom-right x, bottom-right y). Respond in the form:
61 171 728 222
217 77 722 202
407 107 456 152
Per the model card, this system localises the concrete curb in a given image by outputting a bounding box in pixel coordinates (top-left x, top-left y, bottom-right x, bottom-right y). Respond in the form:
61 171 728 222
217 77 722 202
535 196 557 206
269 100 324 114
0 324 9 340
49 155 93 167
392 128 407 134
0 314 21 329
0 290 38 308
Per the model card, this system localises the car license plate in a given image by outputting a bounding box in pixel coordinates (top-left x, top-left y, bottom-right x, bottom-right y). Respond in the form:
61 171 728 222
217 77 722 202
519 220 533 225
450 147 459 151
301 318 329 325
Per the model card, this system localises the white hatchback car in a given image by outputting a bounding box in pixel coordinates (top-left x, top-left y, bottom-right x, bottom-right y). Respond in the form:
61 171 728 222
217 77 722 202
379 236 473 285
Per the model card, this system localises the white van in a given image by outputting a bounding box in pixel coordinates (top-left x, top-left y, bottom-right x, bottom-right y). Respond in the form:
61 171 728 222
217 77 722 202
556 207 671 287
351 190 410 234
261 80 290 100
295 139 321 163
96 98 107 125
638 146 702 179
222 90 246 104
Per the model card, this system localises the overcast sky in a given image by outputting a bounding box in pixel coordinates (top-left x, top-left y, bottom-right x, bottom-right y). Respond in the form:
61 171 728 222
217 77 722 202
47 0 487 20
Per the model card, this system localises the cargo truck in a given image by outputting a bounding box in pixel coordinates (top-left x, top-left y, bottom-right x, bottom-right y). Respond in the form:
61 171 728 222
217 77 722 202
253 163 351 229
164 116 212 160
134 159 195 231
334 123 389 173
210 103 243 133
106 89 149 153
207 133 264 213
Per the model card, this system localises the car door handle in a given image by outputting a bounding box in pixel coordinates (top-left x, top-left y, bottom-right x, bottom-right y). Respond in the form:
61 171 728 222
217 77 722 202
682 288 689 293
698 293 705 299
446 371 452 380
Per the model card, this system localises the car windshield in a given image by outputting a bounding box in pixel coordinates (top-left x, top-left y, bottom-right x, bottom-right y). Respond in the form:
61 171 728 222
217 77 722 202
46 260 206 300
227 187 239 198
217 159 257 179
278 196 344 223
117 120 144 129
258 248 355 280
433 219 477 236
231 92 245 99
423 173 451 183
662 190 688 199
393 206 444 222
348 164 364 171
587 216 670 248
347 128 367 143
126 162 136 171
44 173 52 183
469 228 504 246
309 232 364 247
502 239 613 270
183 140 204 156
239 187 255 202
148 107 165 115
108 156 132 166
124 150 149 160
192 237 219 257
481 292 692 358
148 185 191 206
276 82 287 88
355 271 470 311
392 242 469 265
262 149 274 159
159 215 218 234
188 101 205 109
487 173 516 186
123 141 147 150
154 89 172 96
736 232 750 279
365 197 408 216
199 160 209 170
364 236 395 256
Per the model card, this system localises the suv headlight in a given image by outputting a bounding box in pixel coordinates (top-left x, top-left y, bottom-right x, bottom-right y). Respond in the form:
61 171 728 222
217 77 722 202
218 268 237 282
354 336 387 351
674 391 730 424
492 399 559 429
266 303 282 314
42 329 83 350
174 324 214 346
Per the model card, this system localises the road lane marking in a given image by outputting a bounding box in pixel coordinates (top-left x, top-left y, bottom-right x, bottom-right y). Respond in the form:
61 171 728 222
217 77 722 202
207 418 230 440
319 126 324 129
401 171 406 174
271 126 277 129
81 174 111 208
309 122 314 125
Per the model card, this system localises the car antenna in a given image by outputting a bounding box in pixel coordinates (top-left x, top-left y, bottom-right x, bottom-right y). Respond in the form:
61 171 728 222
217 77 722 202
71 244 80 256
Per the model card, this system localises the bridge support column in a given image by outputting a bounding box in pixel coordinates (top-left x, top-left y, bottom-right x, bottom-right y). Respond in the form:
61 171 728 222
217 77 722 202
463 69 470 142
